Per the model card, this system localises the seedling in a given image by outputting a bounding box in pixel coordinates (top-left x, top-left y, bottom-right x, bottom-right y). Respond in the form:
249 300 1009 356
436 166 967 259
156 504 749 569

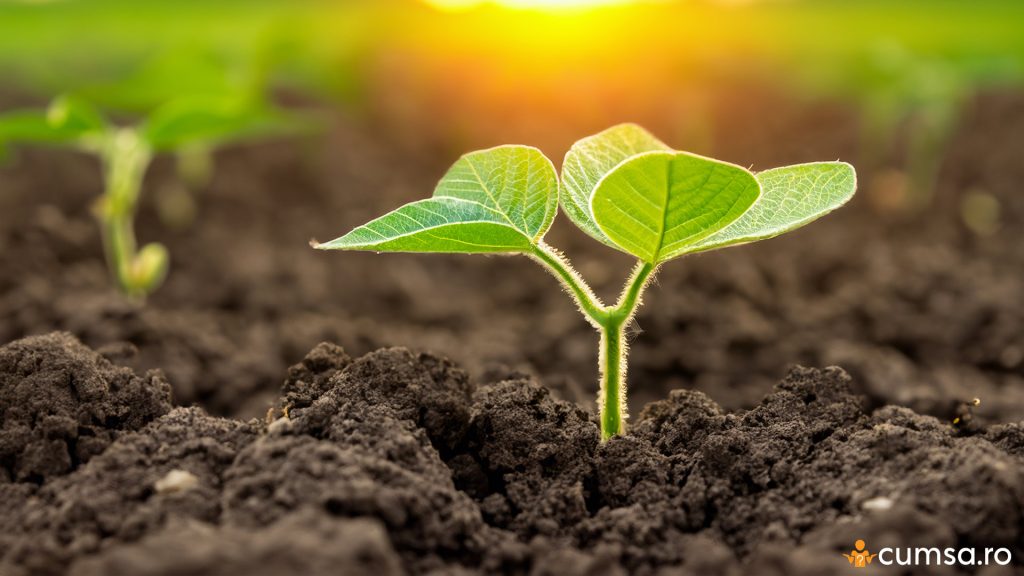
0 94 299 297
315 124 856 439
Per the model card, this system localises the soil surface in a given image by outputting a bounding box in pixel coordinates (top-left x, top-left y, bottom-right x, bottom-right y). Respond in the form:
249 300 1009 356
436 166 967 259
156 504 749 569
1 333 1022 575
1 87 1023 574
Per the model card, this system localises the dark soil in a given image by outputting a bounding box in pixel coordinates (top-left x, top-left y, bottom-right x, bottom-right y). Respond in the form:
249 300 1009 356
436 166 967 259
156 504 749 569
1 333 1022 575
1 86 1023 574
0 332 171 483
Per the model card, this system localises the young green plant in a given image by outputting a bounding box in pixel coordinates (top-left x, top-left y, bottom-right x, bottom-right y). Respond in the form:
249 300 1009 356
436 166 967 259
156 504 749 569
0 94 300 297
315 124 857 439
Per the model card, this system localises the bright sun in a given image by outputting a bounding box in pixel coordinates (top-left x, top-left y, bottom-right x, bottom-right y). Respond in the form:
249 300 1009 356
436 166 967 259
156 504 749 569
424 0 643 12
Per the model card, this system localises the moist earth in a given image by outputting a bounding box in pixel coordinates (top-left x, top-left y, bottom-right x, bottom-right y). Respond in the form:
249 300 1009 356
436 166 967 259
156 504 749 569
1 333 1021 575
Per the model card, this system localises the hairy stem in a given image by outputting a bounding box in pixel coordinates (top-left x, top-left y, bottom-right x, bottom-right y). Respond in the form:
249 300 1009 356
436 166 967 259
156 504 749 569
529 242 658 439
598 320 626 439
599 260 656 438
529 242 608 325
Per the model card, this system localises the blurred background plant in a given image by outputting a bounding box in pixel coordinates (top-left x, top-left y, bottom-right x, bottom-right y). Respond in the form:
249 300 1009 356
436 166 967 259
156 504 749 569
0 25 311 295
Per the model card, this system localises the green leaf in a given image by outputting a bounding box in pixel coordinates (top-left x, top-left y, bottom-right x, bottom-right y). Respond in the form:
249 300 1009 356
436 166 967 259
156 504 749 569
590 151 761 263
47 95 108 135
141 97 300 152
82 49 258 113
687 162 857 254
316 145 558 254
0 95 108 150
0 111 66 144
561 123 670 249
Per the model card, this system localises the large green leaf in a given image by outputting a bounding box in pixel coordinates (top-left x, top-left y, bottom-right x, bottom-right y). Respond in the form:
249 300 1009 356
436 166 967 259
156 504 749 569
561 123 670 249
686 162 857 254
316 145 558 254
591 151 761 263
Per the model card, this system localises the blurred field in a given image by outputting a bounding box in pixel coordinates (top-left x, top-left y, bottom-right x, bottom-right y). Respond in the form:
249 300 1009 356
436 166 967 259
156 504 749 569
2 0 1022 149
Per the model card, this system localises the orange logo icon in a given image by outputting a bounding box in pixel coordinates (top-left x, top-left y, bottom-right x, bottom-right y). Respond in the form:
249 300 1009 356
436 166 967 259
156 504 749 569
843 539 877 568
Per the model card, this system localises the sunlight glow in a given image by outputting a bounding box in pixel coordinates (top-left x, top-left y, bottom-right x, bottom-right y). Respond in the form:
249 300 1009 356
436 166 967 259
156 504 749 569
424 0 647 12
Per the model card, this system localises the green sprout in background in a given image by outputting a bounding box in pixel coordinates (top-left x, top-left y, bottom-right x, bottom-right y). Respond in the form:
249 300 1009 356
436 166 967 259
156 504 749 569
0 93 300 297
847 45 973 213
316 124 857 439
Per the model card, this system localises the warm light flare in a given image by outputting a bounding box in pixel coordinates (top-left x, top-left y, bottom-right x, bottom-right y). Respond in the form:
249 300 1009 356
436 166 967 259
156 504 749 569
424 0 648 12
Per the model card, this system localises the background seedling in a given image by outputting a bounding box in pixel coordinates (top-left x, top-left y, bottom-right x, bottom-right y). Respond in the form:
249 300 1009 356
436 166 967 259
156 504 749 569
839 46 972 214
0 93 300 297
316 124 857 439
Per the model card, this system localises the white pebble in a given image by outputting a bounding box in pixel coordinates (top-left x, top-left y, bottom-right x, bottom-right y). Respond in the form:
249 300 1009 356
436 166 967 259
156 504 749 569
862 496 894 511
267 416 293 435
154 470 199 494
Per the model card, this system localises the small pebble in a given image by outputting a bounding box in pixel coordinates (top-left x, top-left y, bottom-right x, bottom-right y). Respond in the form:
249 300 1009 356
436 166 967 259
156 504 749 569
267 416 293 435
154 470 199 494
861 496 894 512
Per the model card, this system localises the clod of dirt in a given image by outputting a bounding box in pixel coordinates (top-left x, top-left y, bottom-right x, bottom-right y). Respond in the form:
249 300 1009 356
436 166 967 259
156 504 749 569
279 341 351 412
593 434 670 508
633 388 728 456
68 509 403 576
985 422 1024 460
460 378 600 537
267 348 542 574
226 358 488 574
294 347 474 455
0 332 172 483
0 407 260 576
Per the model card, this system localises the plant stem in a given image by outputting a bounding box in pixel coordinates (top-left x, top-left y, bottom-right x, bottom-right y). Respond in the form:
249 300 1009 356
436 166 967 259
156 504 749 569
599 260 656 438
529 242 608 325
529 243 657 439
99 128 153 297
599 319 625 439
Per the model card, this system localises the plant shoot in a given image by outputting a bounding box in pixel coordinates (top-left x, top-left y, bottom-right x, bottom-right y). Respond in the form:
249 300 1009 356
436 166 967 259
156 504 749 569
315 124 857 439
0 94 299 297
